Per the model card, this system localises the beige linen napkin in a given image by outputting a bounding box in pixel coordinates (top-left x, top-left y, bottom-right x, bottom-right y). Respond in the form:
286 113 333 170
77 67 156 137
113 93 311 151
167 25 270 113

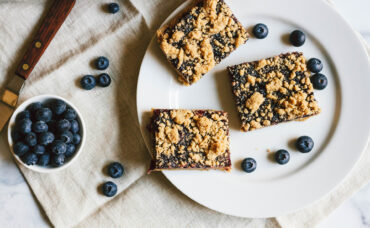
0 0 369 227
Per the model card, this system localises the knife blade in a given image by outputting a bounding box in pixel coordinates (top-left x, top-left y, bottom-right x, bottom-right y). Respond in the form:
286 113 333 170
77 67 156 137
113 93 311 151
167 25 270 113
0 0 75 132
0 75 25 130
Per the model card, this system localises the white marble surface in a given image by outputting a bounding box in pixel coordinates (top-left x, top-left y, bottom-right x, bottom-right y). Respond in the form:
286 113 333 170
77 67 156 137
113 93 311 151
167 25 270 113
0 0 370 227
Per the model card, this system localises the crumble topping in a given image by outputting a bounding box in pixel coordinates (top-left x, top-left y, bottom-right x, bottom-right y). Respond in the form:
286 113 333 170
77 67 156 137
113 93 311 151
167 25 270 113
157 0 249 85
227 52 321 132
150 109 231 170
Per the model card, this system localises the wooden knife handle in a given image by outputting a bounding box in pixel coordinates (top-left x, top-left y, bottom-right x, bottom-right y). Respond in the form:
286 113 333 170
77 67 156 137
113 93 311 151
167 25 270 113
15 0 76 79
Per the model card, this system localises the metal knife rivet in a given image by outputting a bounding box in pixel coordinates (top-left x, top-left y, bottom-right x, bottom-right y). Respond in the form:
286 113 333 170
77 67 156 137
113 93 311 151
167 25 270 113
35 41 42 48
22 64 29 71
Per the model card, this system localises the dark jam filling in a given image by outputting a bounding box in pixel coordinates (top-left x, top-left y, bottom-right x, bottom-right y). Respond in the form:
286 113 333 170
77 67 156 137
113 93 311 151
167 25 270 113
150 110 231 169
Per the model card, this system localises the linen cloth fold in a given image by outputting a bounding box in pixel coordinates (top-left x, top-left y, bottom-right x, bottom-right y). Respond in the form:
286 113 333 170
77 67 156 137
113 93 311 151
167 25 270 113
0 0 368 227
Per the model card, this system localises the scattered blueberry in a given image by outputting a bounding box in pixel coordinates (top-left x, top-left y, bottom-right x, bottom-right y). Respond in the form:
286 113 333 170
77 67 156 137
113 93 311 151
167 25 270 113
57 119 71 132
307 58 323 73
17 118 32 134
11 131 22 142
52 154 65 167
32 145 46 155
22 153 38 165
72 134 81 145
275 150 290 165
14 142 29 156
102 181 117 197
241 158 257 173
39 132 55 145
311 73 328 90
296 136 314 153
65 144 76 157
108 162 124 178
80 75 96 90
27 102 42 114
50 100 67 115
97 73 112 87
289 30 306 47
24 132 37 147
70 120 79 133
95 56 109 70
33 121 48 133
35 108 52 122
107 3 120 14
16 110 31 122
51 140 67 154
38 154 50 166
60 131 73 144
64 108 77 120
253 23 268 39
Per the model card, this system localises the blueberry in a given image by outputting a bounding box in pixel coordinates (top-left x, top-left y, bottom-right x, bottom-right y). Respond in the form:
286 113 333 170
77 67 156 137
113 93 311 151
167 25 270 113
52 154 65 167
311 73 328 90
47 120 57 132
241 158 257 173
33 121 48 133
275 150 290 165
95 56 109 70
13 141 29 156
65 144 76 157
32 145 46 155
22 153 38 165
102 181 117 197
57 119 71 132
80 75 96 90
60 131 73 144
108 162 124 178
307 58 323 73
39 132 55 145
50 100 67 115
35 108 52 122
64 108 77 120
296 136 314 153
72 134 81 145
289 30 306 47
107 3 119 14
17 118 32 134
70 120 79 133
24 132 37 147
11 130 22 142
253 23 268 39
16 110 31 122
51 140 67 154
97 73 111 87
27 102 42 114
38 154 50 166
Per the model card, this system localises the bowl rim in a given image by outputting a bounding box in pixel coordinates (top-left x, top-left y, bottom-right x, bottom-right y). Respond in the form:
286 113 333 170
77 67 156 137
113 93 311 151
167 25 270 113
7 94 86 173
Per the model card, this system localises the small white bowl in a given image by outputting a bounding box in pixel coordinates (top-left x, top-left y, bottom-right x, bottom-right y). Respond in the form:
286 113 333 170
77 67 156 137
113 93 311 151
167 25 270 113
7 94 86 173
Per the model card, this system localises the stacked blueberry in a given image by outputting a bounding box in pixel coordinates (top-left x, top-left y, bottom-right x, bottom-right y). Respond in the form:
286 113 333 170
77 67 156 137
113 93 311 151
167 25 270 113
80 56 112 90
12 99 82 167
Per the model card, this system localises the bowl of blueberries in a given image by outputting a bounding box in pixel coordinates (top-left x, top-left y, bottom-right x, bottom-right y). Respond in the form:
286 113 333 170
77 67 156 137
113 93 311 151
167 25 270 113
7 94 86 173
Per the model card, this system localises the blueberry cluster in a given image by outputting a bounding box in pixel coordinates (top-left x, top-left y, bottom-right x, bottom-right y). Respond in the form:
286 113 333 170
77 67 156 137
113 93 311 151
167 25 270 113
80 56 112 90
101 162 124 197
241 136 314 173
12 99 82 167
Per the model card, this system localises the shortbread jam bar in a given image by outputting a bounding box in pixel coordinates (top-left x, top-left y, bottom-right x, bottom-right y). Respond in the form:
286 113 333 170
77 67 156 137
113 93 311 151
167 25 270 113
156 0 249 85
227 52 321 132
148 109 231 172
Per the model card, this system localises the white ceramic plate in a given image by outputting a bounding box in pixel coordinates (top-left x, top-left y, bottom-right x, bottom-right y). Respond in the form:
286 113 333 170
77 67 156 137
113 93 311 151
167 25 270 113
137 0 370 218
